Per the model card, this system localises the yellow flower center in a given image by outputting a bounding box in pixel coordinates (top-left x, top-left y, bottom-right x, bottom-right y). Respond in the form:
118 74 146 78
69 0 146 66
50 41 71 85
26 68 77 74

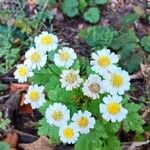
41 35 53 45
31 52 41 63
63 128 74 139
107 102 121 115
29 90 39 101
59 51 70 61
65 73 77 84
52 111 63 121
110 74 124 88
78 117 89 128
89 83 100 93
98 56 111 67
18 66 28 77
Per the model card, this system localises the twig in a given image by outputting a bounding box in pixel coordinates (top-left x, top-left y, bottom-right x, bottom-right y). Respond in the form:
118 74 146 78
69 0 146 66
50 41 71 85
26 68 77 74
122 140 150 150
129 140 150 150
0 94 10 102
129 95 150 106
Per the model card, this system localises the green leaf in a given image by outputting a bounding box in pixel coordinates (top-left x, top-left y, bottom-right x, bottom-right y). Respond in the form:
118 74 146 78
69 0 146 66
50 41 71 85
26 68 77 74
111 30 138 51
119 44 134 61
75 135 90 150
39 100 51 115
29 65 61 86
87 100 100 115
0 142 10 150
45 75 60 91
79 0 87 12
120 13 139 26
0 64 6 75
75 120 120 150
147 54 150 63
123 112 144 133
103 136 121 150
47 51 55 61
103 120 121 134
61 0 79 17
75 133 103 150
48 0 56 5
140 34 150 53
72 60 80 70
48 64 61 75
47 86 78 115
0 10 11 22
93 121 108 138
124 102 142 113
38 118 60 143
5 48 20 70
90 0 108 5
120 53 143 73
29 68 51 85
83 7 100 23
123 102 144 133
47 86 60 101
79 26 116 48
38 0 56 6
111 30 142 73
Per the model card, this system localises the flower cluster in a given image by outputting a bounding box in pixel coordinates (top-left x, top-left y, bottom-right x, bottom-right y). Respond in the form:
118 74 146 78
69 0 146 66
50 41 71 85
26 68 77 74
46 103 95 144
14 31 58 83
14 31 131 144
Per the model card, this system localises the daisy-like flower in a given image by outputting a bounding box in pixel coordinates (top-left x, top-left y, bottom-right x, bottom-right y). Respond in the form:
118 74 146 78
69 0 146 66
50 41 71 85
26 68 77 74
102 67 130 95
34 31 58 52
82 74 105 99
99 95 128 122
24 84 46 109
59 123 79 144
60 69 83 91
54 47 77 68
90 48 119 76
72 110 95 134
24 47 47 70
14 64 34 83
45 103 70 127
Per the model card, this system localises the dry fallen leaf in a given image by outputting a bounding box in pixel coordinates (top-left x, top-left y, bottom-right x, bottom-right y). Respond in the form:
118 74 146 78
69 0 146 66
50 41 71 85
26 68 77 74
10 83 29 93
19 136 55 150
19 94 33 114
4 132 18 149
28 0 37 7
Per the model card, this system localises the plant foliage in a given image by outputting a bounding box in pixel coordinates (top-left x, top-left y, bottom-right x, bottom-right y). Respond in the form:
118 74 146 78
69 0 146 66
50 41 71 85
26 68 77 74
83 7 100 23
79 26 116 48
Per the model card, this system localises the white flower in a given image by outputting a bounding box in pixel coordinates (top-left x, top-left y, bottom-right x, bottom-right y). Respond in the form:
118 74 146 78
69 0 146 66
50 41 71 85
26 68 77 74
60 69 83 91
54 47 77 68
45 103 70 127
34 31 58 53
99 95 128 122
102 67 130 95
82 74 105 99
59 123 79 144
14 64 34 83
24 84 46 109
72 110 95 134
24 47 47 70
90 48 119 76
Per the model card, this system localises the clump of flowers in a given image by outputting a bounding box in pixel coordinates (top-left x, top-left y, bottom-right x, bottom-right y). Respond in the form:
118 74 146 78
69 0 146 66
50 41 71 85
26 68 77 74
14 31 143 149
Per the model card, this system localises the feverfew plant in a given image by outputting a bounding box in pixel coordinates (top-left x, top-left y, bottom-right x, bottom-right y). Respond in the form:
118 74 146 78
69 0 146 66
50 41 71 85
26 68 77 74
14 31 144 149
